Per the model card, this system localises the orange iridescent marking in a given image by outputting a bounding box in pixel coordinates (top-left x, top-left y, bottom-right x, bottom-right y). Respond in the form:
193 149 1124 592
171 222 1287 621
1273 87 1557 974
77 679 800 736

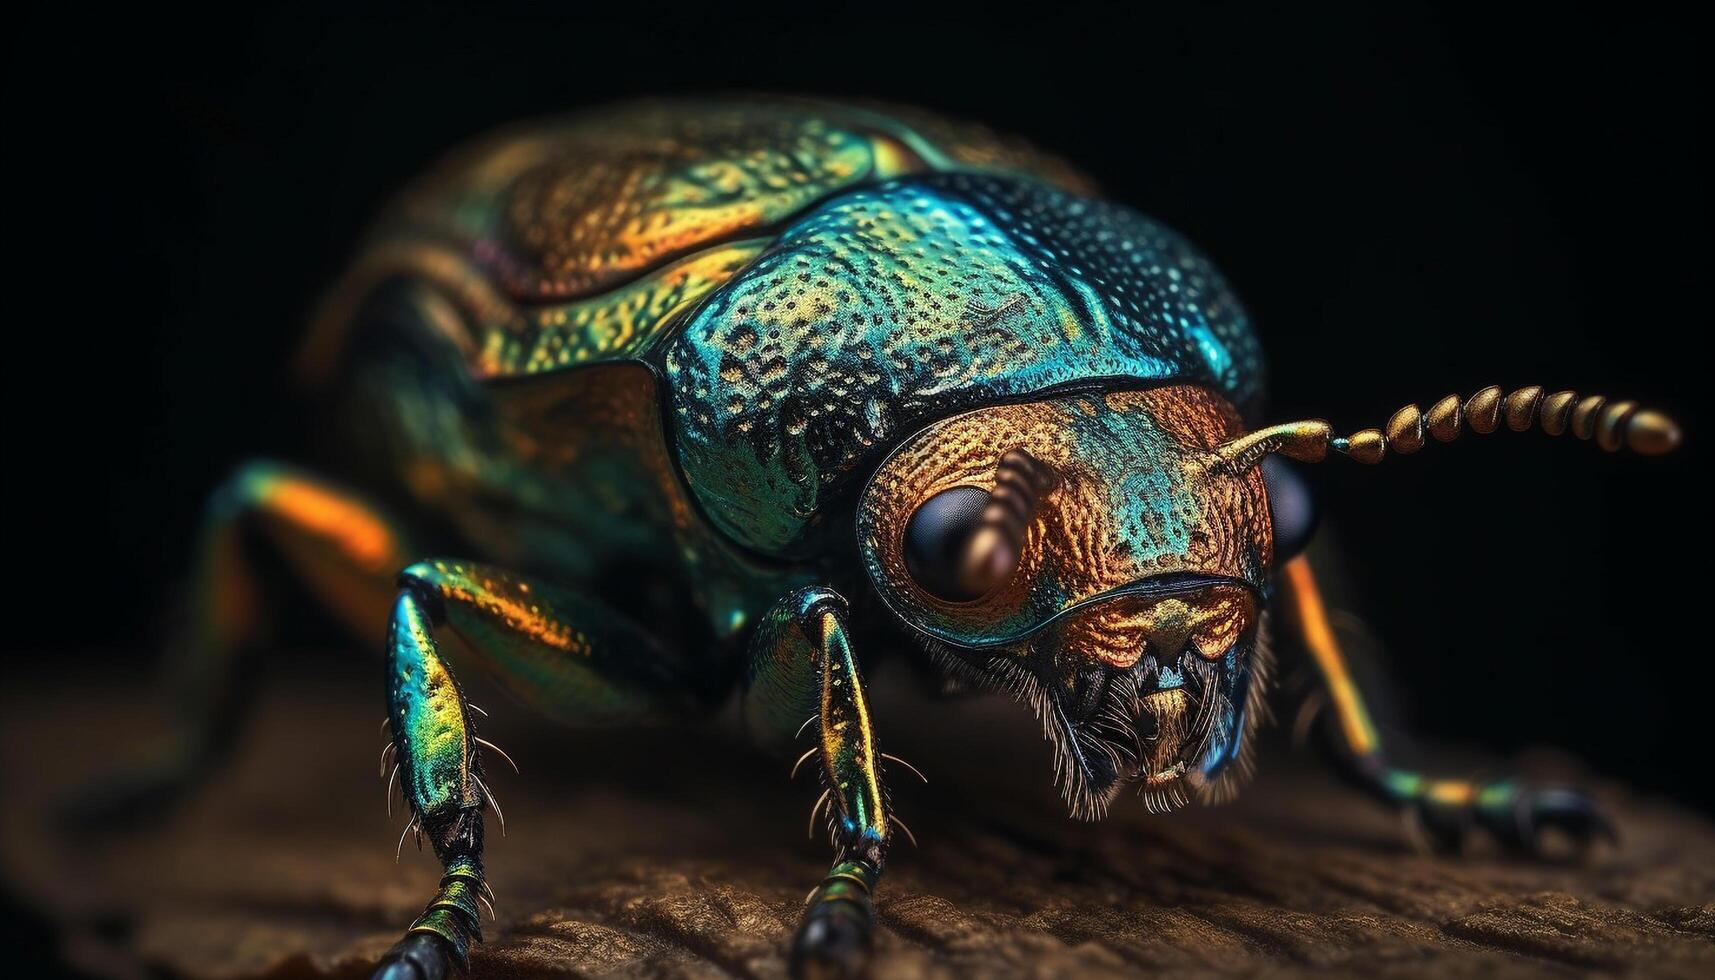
1284 555 1380 757
427 562 592 657
1425 779 1479 806
263 475 398 573
481 111 878 300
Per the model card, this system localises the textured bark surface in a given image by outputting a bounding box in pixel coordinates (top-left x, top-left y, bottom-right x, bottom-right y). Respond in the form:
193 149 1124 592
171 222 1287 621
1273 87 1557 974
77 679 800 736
4 671 1711 979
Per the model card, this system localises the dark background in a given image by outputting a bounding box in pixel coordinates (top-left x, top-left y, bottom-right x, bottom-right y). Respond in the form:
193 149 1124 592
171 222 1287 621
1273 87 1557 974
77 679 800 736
6 0 1706 817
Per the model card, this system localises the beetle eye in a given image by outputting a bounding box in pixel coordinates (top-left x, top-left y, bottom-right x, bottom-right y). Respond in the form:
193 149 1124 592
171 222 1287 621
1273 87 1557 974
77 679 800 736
902 486 993 602
1261 456 1319 564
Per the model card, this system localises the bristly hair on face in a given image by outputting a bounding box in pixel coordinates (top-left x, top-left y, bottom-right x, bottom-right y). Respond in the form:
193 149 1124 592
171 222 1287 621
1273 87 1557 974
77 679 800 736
923 640 1127 819
920 612 1273 820
1187 612 1272 808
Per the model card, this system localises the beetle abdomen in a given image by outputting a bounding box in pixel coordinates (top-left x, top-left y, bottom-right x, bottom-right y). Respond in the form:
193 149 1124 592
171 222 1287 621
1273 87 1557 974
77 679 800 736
303 99 1091 381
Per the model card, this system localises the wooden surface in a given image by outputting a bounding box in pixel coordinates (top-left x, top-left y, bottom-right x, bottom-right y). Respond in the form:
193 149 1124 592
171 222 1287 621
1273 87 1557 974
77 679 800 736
3 668 1711 979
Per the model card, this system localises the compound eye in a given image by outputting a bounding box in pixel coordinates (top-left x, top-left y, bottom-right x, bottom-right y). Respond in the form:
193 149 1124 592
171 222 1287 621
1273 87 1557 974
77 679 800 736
902 486 993 602
1261 456 1319 564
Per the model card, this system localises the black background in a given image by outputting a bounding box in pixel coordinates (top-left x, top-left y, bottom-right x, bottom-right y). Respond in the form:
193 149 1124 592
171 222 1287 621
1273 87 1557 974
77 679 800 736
6 0 1707 822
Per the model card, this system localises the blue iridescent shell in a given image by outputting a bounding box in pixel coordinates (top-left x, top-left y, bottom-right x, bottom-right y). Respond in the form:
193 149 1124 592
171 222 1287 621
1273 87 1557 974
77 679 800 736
657 171 1264 557
312 102 1268 632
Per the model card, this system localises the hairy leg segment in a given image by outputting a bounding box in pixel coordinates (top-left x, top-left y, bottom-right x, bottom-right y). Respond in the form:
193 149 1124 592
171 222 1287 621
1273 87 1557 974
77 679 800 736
1284 554 1613 855
376 559 705 980
745 587 899 979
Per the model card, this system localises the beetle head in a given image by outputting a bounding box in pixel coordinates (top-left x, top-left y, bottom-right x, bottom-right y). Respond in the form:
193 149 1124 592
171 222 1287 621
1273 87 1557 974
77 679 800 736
860 380 1682 818
858 386 1274 818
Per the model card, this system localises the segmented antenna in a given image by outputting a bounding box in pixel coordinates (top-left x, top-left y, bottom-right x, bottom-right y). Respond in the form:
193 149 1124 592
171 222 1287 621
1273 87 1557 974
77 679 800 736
959 449 1058 596
1216 385 1680 470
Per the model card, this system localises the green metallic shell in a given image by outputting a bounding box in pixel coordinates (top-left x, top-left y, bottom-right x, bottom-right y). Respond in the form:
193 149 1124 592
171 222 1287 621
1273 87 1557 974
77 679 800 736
305 99 1262 633
302 99 1091 380
659 172 1264 557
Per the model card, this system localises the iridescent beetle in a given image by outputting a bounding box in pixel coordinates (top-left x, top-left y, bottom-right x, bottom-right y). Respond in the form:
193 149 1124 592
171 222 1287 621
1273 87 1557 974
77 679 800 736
83 100 1681 979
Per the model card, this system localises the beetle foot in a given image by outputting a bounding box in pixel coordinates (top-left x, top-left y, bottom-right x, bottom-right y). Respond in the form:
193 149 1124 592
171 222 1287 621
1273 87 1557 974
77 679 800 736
790 861 877 980
1407 781 1616 859
372 931 456 980
1484 784 1616 857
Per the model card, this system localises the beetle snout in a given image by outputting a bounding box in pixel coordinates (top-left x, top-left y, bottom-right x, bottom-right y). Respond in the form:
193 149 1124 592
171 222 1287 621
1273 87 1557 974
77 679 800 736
1141 637 1192 690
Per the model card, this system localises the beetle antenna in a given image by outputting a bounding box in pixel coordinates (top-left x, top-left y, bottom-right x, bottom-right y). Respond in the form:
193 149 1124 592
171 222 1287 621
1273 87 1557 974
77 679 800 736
959 448 1058 595
1215 385 1680 471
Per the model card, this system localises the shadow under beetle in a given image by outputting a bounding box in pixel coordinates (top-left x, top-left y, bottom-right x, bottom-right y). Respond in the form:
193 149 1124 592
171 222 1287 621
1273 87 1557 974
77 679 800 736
74 99 1682 980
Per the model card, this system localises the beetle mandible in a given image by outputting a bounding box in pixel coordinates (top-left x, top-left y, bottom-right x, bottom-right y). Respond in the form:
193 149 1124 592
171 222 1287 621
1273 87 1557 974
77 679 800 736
77 99 1682 979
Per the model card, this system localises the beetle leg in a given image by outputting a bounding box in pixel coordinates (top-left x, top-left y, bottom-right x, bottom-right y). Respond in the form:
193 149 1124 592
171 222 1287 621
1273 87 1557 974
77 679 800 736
745 587 891 979
65 460 412 827
391 559 706 724
374 584 486 980
1282 554 1616 856
374 558 706 980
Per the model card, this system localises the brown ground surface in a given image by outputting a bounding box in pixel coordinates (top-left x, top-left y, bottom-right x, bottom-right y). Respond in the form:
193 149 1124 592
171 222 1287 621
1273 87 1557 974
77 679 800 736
2 667 1711 980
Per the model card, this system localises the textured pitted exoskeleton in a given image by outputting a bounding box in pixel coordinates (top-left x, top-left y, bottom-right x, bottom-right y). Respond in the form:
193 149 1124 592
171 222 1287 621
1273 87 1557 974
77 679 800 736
861 389 1271 647
662 173 1264 557
72 99 1680 980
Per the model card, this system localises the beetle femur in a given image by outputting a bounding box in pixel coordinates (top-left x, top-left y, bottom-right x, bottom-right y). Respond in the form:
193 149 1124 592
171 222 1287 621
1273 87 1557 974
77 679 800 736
958 449 1059 597
1215 385 1681 472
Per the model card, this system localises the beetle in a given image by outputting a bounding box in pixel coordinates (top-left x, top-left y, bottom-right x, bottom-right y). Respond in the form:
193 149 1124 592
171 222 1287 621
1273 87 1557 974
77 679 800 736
76 99 1681 979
